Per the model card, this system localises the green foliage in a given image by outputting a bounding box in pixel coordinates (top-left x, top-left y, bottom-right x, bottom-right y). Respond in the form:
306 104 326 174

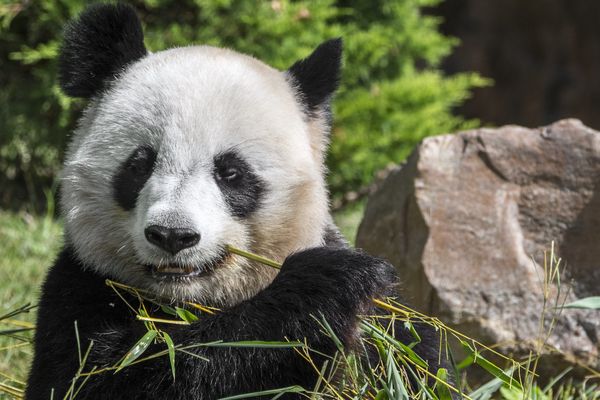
0 209 62 384
0 1 82 210
0 0 486 210
562 296 600 310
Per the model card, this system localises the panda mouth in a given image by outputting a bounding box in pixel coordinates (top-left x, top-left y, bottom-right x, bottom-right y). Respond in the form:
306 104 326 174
146 252 230 280
152 264 201 276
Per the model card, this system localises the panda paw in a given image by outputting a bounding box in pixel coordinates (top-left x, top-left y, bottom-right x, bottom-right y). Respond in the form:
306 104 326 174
273 247 397 316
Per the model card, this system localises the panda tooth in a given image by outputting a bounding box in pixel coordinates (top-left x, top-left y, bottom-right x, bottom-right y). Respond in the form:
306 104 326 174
155 264 196 274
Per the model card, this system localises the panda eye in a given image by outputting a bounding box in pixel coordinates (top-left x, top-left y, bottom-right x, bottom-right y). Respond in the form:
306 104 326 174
216 166 241 182
127 147 154 175
214 152 247 184
213 151 265 218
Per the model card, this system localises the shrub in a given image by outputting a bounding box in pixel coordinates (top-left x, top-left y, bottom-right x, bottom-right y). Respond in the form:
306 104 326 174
0 0 487 210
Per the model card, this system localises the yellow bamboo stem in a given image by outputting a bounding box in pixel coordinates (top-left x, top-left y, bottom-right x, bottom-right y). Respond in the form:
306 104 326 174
225 245 281 269
136 316 190 325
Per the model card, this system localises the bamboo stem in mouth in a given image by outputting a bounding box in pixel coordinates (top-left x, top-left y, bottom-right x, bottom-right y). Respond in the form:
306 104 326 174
224 245 392 310
225 245 282 269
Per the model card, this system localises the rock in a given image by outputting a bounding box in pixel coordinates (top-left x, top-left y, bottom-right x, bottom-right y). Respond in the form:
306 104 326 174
357 119 600 377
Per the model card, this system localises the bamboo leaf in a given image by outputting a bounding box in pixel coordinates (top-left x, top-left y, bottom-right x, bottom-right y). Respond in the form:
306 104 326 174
163 332 176 381
404 320 421 347
218 385 304 399
116 330 158 372
374 389 387 400
160 305 178 317
316 313 344 352
435 368 453 400
175 307 199 323
460 341 522 391
562 296 600 310
204 340 304 349
467 375 504 400
361 321 428 369
386 346 409 399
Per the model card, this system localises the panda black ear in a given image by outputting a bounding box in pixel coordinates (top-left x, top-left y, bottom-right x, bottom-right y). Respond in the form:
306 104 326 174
59 3 147 98
287 38 343 114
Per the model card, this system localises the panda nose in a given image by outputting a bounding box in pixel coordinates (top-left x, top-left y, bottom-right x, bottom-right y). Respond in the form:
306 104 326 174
144 225 201 255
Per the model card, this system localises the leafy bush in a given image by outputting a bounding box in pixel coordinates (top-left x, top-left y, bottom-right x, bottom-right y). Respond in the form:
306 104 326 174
0 0 486 210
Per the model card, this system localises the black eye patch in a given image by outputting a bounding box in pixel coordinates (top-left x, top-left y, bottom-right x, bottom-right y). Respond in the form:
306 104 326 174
112 145 157 211
213 151 265 218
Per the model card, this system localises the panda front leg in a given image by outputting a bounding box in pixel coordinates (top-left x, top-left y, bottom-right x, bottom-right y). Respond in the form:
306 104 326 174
71 247 395 399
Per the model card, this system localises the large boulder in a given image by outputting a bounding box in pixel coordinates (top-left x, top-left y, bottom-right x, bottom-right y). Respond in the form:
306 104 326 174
357 119 600 376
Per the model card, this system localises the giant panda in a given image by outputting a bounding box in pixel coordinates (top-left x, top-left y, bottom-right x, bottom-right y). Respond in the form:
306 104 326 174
26 3 452 399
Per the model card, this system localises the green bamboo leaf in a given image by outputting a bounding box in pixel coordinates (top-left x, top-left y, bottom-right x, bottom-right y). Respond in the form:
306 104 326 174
468 375 504 400
116 330 158 372
386 348 409 400
460 341 522 391
498 386 524 400
361 321 428 369
435 368 453 400
160 304 178 317
163 332 176 381
374 389 387 400
218 385 304 399
175 307 199 323
317 313 344 352
423 385 438 400
404 320 421 347
562 296 600 310
204 340 304 349
456 352 475 370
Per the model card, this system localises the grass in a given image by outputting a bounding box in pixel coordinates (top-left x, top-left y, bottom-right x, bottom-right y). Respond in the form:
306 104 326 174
332 201 365 244
0 210 62 390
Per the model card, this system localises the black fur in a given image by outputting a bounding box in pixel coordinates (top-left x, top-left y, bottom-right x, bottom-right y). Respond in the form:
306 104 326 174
26 246 413 399
112 145 157 211
213 151 265 218
287 38 343 114
59 3 147 98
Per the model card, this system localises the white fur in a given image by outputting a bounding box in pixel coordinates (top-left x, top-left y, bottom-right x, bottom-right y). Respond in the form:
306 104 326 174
61 46 331 306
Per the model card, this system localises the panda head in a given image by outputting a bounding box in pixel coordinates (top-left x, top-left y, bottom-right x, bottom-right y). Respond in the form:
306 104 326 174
59 4 342 306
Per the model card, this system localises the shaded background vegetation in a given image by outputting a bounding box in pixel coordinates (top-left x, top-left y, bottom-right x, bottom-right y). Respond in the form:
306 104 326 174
0 0 485 212
434 0 600 129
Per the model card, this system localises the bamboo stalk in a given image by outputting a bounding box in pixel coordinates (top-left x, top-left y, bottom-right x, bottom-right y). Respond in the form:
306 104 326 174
225 245 282 269
225 245 390 309
136 316 190 325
